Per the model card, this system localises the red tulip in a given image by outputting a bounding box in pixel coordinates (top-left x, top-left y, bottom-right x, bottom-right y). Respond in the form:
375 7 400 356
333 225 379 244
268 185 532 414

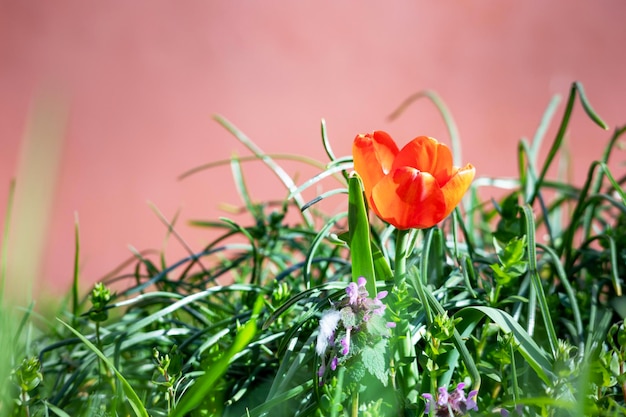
352 131 475 230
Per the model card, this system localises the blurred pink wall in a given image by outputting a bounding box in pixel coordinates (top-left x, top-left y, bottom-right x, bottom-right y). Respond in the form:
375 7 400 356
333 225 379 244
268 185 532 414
1 1 625 298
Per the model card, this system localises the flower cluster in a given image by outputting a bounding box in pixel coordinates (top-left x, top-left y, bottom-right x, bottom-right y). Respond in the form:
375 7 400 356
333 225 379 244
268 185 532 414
315 277 394 383
422 383 478 416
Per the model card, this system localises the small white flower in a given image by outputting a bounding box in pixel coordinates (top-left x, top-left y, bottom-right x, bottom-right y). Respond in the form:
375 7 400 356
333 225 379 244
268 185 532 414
316 309 341 356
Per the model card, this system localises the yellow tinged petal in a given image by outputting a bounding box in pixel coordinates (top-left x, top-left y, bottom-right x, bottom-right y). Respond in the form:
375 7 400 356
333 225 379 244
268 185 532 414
440 163 476 219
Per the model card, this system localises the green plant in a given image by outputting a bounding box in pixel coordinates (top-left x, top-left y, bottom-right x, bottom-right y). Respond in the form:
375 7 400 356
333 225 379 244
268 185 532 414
1 82 625 417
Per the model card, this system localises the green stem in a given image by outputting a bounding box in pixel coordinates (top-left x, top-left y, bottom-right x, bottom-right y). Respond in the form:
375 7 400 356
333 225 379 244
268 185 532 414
330 367 345 417
394 229 410 286
393 228 419 404
95 322 102 351
351 391 359 417
21 389 30 417
416 228 435 324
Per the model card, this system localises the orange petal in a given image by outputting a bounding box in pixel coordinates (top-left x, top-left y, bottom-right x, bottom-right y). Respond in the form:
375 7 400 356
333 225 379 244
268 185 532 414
440 163 476 219
392 136 455 185
352 131 399 202
370 167 446 229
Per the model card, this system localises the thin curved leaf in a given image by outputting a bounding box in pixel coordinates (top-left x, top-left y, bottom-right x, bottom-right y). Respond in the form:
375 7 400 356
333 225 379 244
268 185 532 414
457 306 554 384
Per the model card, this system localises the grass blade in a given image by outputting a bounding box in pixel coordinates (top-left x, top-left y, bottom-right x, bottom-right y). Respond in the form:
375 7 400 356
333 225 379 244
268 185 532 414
57 319 149 417
458 306 553 384
388 89 461 166
71 213 80 325
529 82 607 205
521 204 558 357
320 118 337 162
213 114 313 228
171 296 263 417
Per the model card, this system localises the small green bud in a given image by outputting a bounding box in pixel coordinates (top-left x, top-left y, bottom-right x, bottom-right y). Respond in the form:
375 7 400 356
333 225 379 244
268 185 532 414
89 282 113 322
14 356 42 393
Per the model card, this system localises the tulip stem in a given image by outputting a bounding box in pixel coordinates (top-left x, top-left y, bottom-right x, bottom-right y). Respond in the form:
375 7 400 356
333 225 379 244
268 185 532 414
393 228 419 404
394 228 410 285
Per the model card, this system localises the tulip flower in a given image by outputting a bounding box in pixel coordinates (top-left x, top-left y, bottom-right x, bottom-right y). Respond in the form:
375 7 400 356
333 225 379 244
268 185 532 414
352 131 475 230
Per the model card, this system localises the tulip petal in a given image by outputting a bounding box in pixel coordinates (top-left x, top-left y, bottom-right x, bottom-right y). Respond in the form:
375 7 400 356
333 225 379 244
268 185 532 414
353 131 399 204
371 167 446 229
440 163 476 219
392 136 455 185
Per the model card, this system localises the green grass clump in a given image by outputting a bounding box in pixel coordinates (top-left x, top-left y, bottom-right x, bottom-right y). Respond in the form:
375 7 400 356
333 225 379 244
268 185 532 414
2 82 626 416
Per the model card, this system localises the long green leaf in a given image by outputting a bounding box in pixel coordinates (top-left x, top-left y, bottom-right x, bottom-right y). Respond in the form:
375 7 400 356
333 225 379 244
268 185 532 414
124 284 259 334
213 114 313 228
43 401 72 417
303 212 348 288
371 238 393 282
230 154 261 220
575 81 609 130
57 319 149 417
263 281 346 330
243 380 314 417
320 118 337 161
423 285 481 390
178 153 328 181
537 243 583 349
387 89 461 166
529 82 607 205
458 306 553 384
521 204 558 357
171 296 264 417
71 213 80 326
290 162 353 197
348 173 376 295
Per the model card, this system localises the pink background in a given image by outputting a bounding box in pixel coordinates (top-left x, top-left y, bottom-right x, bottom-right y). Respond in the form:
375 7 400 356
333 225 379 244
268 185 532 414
1 1 625 299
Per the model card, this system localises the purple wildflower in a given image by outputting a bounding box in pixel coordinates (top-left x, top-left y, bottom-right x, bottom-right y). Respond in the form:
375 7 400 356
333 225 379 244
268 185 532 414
330 356 338 371
437 386 449 407
346 282 359 305
449 382 466 407
317 362 325 378
315 277 393 382
465 390 478 412
422 383 478 416
422 393 434 414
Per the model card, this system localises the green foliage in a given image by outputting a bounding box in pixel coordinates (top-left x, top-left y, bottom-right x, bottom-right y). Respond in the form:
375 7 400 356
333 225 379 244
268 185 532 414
491 236 528 285
347 173 376 294
361 341 388 385
2 82 626 416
